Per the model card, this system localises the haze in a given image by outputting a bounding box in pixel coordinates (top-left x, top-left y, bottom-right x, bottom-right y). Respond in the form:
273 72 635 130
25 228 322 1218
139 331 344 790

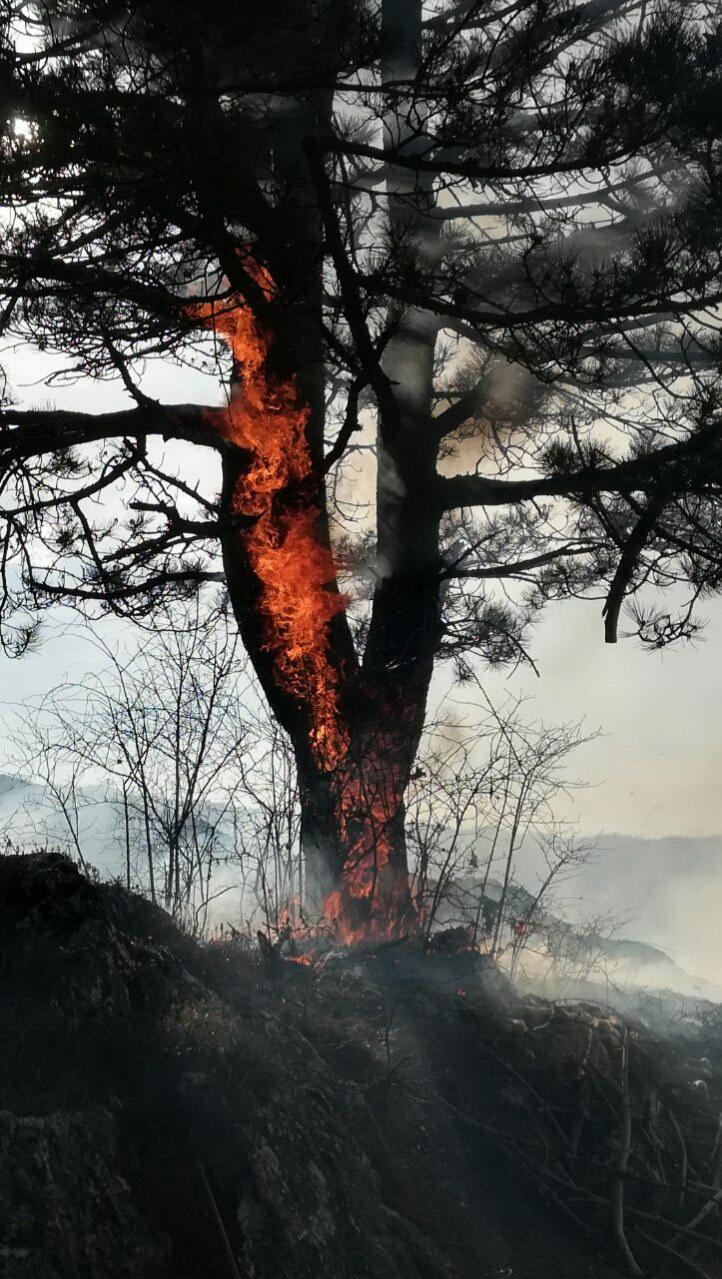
2 342 721 982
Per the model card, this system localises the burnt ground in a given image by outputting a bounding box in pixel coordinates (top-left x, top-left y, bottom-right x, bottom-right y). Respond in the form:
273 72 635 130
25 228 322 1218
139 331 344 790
1 852 721 1279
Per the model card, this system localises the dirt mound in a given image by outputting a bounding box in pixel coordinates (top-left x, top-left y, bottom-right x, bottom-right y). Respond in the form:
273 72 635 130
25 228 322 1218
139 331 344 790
1 852 721 1279
0 1109 168 1278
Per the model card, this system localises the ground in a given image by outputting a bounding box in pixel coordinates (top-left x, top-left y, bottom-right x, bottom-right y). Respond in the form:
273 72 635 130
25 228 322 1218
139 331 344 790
1 851 721 1279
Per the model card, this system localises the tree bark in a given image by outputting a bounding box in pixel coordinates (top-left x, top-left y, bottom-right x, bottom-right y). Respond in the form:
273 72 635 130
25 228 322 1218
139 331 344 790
215 10 438 935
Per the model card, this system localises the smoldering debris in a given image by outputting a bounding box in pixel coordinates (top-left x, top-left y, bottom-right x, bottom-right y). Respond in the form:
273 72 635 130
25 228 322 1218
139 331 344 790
2 852 722 1279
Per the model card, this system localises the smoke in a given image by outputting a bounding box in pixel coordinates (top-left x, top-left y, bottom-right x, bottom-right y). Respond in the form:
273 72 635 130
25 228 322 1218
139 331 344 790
644 872 722 987
436 357 547 479
544 834 722 989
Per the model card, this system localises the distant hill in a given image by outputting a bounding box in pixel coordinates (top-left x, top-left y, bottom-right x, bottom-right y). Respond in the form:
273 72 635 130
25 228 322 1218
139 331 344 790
444 868 722 1005
0 772 120 866
0 771 19 797
601 939 671 965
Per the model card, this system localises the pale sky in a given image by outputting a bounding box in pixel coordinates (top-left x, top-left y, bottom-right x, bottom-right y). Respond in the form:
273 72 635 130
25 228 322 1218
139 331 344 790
482 593 722 840
4 509 721 844
2 342 721 843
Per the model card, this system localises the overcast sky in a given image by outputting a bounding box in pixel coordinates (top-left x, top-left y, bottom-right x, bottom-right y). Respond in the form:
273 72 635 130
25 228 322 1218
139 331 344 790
481 593 722 840
2 342 721 843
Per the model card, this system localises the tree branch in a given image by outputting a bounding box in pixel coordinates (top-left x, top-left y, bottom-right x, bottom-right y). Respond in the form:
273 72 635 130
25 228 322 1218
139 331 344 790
438 433 722 510
363 277 722 336
0 404 232 459
602 498 665 643
328 136 658 184
304 137 400 430
442 543 600 580
30 569 225 603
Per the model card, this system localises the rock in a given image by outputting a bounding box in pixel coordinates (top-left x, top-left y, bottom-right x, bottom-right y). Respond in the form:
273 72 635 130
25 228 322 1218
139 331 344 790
521 1004 553 1029
508 1017 527 1035
0 1109 168 1278
690 1078 710 1099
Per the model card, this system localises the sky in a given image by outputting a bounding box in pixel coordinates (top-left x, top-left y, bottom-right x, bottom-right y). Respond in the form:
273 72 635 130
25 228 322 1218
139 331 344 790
2 342 722 990
3 521 721 843
481 592 722 840
2 339 722 846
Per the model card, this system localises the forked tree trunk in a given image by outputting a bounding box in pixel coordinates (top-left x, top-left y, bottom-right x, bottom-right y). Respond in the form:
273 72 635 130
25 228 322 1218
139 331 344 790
214 2 439 935
222 489 421 934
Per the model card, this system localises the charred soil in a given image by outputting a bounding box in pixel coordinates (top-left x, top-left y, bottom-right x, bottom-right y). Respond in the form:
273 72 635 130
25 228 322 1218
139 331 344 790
1 852 721 1279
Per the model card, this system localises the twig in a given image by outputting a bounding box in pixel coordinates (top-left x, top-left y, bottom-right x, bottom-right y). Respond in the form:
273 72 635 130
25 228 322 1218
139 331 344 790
421 1086 721 1272
471 1035 571 1151
198 1163 243 1279
534 1163 722 1256
668 1107 689 1210
633 1227 712 1279
666 1187 722 1252
667 1114 722 1251
611 1029 642 1275
432 1094 593 1239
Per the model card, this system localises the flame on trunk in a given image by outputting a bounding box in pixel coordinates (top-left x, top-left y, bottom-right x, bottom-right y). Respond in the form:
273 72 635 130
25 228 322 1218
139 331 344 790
191 265 347 763
191 262 411 940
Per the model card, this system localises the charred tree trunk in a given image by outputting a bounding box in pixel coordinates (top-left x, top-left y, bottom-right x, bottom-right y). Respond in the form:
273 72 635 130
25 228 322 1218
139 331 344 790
355 0 442 920
214 1 439 936
295 709 417 935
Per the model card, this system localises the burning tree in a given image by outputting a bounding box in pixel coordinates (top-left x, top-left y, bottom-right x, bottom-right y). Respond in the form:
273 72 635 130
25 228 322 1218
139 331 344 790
1 0 722 936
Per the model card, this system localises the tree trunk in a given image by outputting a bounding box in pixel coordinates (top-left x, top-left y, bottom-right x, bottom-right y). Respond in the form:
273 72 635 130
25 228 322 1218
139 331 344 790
358 0 443 928
211 25 439 936
295 705 417 938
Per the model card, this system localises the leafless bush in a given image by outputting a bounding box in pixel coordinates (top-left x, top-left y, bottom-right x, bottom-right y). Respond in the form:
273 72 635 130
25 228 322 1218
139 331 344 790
5 615 597 947
6 603 258 930
228 707 302 934
407 695 597 960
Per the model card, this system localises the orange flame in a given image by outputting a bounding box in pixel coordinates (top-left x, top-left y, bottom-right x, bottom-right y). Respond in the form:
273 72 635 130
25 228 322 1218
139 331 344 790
191 262 410 941
190 266 347 762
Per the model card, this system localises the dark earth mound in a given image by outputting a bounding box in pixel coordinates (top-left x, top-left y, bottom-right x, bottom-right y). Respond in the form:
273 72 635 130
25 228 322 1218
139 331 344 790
1 852 721 1279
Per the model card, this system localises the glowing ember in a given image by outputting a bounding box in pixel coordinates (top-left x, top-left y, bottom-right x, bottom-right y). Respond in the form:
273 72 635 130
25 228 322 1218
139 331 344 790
190 260 411 940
